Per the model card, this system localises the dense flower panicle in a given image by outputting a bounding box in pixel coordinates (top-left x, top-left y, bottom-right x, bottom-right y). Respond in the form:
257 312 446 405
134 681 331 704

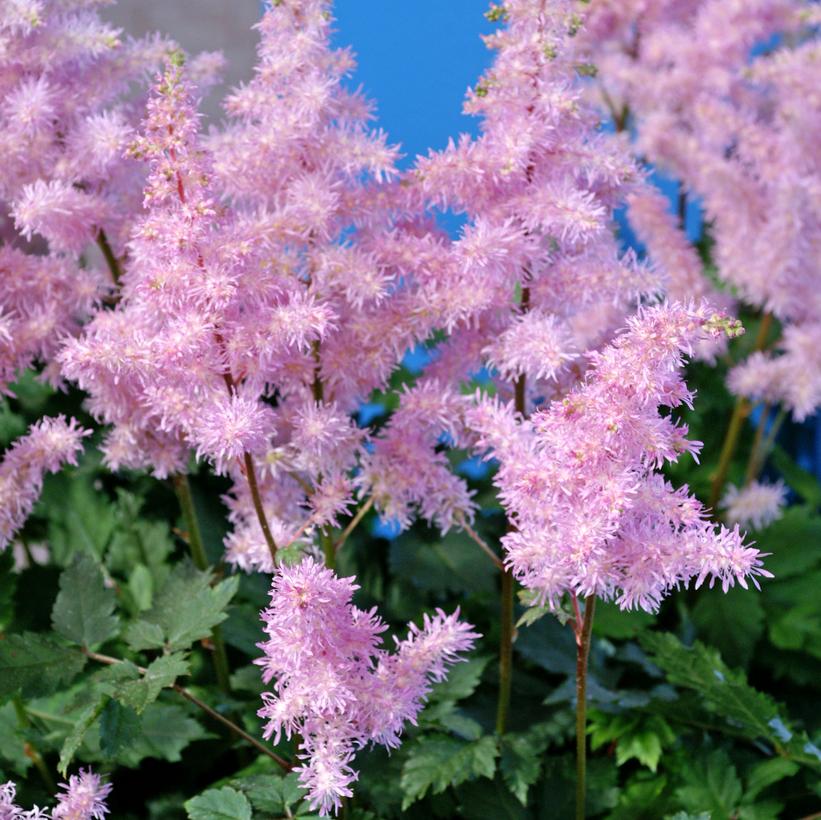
1 770 110 820
468 303 768 612
0 416 90 550
257 559 478 815
722 480 788 531
582 0 821 417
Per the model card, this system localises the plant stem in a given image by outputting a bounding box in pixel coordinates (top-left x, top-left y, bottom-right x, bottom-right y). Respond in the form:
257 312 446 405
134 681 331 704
496 282 531 734
459 516 504 570
744 406 787 486
334 496 374 553
172 473 232 695
677 187 687 230
83 649 290 771
495 567 515 734
243 452 278 564
575 595 596 820
320 527 335 570
96 229 122 285
709 312 774 511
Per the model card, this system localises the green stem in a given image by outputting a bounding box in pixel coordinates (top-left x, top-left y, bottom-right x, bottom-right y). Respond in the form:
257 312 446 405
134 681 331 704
172 473 232 695
677 187 687 230
333 497 374 553
575 596 596 820
709 312 775 511
83 649 290 771
744 406 787 486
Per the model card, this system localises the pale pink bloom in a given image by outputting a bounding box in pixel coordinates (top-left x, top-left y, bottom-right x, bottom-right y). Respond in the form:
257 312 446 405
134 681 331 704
52 769 111 820
722 480 788 530
0 417 90 550
257 559 478 816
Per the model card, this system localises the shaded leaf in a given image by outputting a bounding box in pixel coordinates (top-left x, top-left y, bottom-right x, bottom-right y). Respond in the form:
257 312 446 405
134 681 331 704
0 632 85 700
99 699 140 758
185 787 252 820
115 653 189 714
52 552 119 648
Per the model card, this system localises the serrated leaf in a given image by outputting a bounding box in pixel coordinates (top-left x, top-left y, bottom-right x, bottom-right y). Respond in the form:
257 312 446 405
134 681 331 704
429 656 490 703
43 474 116 564
400 735 497 809
128 564 153 612
58 694 107 775
641 633 821 770
117 702 208 765
115 653 189 714
99 699 140 758
676 750 743 817
123 620 165 652
744 758 798 801
593 600 656 640
0 633 85 700
52 552 119 648
132 562 239 652
185 787 252 820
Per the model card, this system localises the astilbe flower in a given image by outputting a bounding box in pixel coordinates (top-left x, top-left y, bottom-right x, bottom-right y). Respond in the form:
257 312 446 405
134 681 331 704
0 0 177 392
581 1 821 419
722 480 788 530
0 415 90 550
256 558 478 815
1 770 110 820
360 0 671 536
467 303 769 612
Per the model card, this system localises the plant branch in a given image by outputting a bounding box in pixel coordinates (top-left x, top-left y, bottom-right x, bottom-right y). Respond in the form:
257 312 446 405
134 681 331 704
96 229 122 285
575 595 596 820
458 516 504 570
243 452 279 565
83 648 290 771
334 496 374 553
13 695 57 793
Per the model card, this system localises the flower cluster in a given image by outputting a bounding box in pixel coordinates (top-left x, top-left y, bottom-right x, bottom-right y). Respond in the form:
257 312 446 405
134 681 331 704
581 0 821 418
256 558 478 815
1 769 111 820
0 416 90 551
469 303 769 612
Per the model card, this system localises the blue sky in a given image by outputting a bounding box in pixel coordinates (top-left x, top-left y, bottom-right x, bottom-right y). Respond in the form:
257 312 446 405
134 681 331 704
332 1 493 167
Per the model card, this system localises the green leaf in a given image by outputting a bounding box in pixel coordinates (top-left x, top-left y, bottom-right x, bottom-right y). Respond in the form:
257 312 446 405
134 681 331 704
128 564 154 612
185 787 253 820
128 562 239 652
400 735 498 809
676 750 743 818
589 712 674 772
51 552 119 648
641 633 821 770
691 588 764 668
43 474 116 563
0 632 85 700
429 656 490 703
744 758 799 801
117 702 208 765
58 694 107 775
99 699 140 758
115 653 189 714
123 620 166 653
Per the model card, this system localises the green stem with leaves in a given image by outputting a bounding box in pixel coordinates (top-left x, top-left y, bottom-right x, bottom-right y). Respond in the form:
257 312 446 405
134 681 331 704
575 595 596 820
83 649 290 771
172 473 232 695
